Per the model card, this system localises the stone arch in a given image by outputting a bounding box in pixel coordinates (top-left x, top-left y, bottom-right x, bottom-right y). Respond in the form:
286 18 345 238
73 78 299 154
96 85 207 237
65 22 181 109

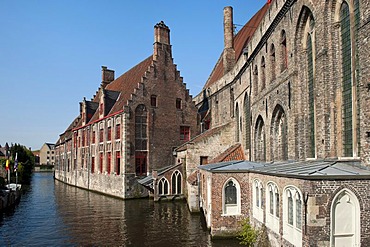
330 188 360 246
236 103 240 142
271 104 288 161
244 93 251 152
261 56 266 90
254 115 266 161
171 170 182 195
222 177 241 215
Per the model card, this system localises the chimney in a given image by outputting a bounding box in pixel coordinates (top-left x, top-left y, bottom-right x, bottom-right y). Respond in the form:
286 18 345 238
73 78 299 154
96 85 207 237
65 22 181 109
101 66 115 89
153 21 171 59
223 6 235 74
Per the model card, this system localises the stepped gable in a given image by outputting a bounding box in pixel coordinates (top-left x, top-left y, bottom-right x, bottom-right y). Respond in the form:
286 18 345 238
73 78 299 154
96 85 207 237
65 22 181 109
204 4 269 89
106 56 153 114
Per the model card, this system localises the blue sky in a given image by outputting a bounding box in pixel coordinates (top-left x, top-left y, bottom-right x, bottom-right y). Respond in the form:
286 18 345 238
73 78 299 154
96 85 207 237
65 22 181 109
0 1 266 150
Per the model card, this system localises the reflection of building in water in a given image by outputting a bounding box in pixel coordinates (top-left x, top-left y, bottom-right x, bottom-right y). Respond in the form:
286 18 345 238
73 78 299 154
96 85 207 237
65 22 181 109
53 0 370 246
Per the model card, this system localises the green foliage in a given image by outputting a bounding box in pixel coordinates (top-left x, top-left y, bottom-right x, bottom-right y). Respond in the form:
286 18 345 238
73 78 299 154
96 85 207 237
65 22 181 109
237 218 259 246
0 143 36 184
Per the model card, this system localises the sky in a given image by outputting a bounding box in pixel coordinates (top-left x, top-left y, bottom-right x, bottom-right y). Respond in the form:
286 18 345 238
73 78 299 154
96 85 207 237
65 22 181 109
0 0 266 151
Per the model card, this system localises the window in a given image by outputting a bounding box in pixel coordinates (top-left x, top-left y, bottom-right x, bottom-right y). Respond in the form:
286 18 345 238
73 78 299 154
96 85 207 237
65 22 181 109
261 56 266 90
82 130 85 146
135 105 148 151
340 2 353 157
270 44 276 80
266 183 280 234
255 116 266 161
171 170 182 194
200 156 208 165
176 98 182 110
244 93 251 149
91 157 95 173
158 177 169 195
151 95 157 107
115 125 120 139
283 186 302 247
115 151 120 175
99 129 104 143
331 189 360 247
107 152 111 174
281 30 288 71
92 131 96 144
253 65 258 95
99 153 103 173
180 126 190 141
223 179 241 215
107 126 112 141
99 103 104 115
307 32 316 158
253 179 263 222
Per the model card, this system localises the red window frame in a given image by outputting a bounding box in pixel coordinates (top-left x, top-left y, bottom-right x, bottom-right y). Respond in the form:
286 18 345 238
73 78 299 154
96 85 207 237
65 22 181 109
107 152 111 174
116 151 120 175
91 157 95 173
107 126 112 141
99 153 103 173
180 126 190 141
115 125 121 139
99 129 104 143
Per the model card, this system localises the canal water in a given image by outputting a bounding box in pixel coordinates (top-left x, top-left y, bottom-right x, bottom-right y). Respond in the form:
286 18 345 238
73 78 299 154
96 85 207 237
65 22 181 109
0 173 240 246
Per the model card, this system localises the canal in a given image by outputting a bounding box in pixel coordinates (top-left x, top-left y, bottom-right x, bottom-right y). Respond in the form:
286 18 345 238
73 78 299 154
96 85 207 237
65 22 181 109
0 173 240 246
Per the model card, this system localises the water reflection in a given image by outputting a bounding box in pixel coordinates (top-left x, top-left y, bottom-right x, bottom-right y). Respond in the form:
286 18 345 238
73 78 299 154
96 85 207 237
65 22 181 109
1 173 240 247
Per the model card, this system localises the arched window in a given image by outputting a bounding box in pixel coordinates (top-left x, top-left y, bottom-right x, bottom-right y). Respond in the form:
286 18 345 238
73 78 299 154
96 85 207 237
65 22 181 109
255 116 266 161
283 186 303 247
244 93 251 151
135 104 148 176
261 56 266 90
270 44 276 80
271 105 287 161
253 65 259 95
158 177 169 196
331 189 360 246
236 103 240 142
223 179 241 215
171 170 182 194
281 30 288 71
340 2 353 157
266 182 280 234
253 179 263 222
307 32 316 158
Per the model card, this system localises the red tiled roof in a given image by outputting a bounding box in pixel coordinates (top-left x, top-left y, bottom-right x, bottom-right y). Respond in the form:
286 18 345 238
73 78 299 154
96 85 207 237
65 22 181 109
84 56 153 126
208 143 246 163
106 56 153 114
204 4 269 89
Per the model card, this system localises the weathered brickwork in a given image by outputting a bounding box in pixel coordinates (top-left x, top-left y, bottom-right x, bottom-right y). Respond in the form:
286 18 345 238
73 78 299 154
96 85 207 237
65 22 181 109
192 0 370 245
55 22 198 199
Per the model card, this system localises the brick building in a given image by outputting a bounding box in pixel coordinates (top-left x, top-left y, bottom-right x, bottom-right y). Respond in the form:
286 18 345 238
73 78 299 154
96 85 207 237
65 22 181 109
54 21 198 199
179 0 370 246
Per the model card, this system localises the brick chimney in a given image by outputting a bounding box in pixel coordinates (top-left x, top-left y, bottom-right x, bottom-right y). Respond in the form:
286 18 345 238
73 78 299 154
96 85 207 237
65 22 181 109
223 6 235 74
153 21 172 60
101 66 115 89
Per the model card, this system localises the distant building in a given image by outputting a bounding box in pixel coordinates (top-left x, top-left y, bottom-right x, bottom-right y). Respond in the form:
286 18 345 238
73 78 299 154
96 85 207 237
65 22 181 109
39 143 55 165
